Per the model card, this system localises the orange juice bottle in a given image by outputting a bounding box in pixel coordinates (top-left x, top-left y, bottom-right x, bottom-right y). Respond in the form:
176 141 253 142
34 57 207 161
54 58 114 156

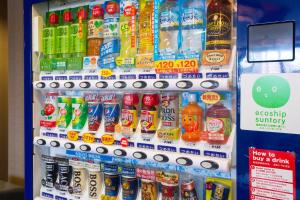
181 94 203 142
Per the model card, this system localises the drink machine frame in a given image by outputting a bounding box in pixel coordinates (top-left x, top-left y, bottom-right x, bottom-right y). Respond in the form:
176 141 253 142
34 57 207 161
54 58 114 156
23 0 300 199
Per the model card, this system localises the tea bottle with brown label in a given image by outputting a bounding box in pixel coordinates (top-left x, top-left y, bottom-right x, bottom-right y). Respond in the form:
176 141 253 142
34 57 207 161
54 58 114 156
206 0 232 50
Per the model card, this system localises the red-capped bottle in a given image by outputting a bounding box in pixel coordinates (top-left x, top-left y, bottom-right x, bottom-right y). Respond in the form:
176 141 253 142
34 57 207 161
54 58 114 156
121 93 139 137
141 93 160 138
88 4 104 56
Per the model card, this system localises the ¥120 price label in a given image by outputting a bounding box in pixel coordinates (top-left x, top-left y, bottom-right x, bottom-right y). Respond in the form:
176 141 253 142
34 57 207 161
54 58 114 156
155 59 199 74
100 69 113 78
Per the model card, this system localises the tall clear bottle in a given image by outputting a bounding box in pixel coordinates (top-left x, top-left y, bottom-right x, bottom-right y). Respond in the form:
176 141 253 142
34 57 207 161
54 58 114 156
119 0 138 68
158 0 179 58
180 0 205 57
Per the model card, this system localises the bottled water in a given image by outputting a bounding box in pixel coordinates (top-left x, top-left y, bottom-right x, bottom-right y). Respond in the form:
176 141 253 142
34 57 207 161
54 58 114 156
159 0 179 58
181 0 205 57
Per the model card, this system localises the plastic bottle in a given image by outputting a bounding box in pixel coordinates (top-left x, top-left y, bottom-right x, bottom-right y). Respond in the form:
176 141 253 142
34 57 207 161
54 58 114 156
100 0 120 69
181 0 205 56
119 0 138 67
138 0 153 55
70 6 88 57
87 4 104 56
206 102 231 144
206 0 232 50
141 93 159 138
43 11 59 59
158 0 179 58
56 9 73 59
181 94 203 142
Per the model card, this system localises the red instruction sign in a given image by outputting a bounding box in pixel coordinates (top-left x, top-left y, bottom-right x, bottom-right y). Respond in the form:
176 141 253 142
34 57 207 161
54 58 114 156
249 148 296 200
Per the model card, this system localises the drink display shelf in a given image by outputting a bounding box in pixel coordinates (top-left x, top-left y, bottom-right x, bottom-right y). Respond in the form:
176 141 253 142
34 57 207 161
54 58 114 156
33 77 230 91
34 136 232 179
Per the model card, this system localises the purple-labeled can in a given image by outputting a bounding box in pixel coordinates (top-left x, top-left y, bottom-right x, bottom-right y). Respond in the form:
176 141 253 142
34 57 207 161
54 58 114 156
104 103 120 133
88 102 103 131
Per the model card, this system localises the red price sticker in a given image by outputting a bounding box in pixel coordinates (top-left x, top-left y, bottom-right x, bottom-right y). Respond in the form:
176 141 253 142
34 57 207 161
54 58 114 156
120 138 129 147
155 59 198 74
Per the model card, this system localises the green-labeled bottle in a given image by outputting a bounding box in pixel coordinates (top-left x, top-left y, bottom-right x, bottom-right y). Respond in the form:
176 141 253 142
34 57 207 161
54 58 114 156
43 11 59 59
70 6 88 57
56 9 73 58
72 96 88 130
57 96 72 128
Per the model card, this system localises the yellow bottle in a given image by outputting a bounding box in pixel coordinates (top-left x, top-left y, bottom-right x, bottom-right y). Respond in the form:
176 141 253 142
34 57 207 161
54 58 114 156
138 0 153 54
118 0 137 67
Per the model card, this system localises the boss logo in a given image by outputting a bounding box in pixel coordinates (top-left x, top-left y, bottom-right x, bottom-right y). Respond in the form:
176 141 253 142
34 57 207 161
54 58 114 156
73 170 82 191
89 173 98 198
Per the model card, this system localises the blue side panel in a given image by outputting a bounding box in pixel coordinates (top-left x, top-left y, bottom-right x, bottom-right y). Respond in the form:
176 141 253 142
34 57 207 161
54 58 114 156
24 0 48 200
24 0 33 199
237 0 300 199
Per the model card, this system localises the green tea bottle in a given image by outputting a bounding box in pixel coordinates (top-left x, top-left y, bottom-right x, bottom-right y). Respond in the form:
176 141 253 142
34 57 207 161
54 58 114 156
43 11 59 59
56 9 73 58
70 6 88 57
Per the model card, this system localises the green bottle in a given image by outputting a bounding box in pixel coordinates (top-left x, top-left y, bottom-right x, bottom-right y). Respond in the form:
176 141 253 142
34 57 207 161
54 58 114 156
41 11 59 71
68 6 89 70
70 6 88 57
72 96 88 130
57 96 72 128
56 9 73 58
43 11 59 59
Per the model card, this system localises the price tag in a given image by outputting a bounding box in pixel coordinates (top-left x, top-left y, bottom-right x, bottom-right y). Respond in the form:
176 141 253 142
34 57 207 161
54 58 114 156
101 134 115 145
155 59 198 74
82 133 95 143
201 92 221 104
67 131 79 141
202 49 231 66
100 69 113 78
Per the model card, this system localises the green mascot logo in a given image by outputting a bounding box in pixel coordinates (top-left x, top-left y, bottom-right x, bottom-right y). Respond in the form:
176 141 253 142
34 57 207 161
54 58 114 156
252 75 290 108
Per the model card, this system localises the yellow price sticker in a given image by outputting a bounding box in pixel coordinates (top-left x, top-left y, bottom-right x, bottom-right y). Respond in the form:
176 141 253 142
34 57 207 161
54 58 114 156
201 92 221 105
155 59 198 74
100 69 113 78
101 134 115 145
67 131 79 141
82 133 95 143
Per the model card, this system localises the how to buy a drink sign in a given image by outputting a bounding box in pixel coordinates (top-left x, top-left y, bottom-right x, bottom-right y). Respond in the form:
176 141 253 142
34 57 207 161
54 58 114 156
249 148 295 200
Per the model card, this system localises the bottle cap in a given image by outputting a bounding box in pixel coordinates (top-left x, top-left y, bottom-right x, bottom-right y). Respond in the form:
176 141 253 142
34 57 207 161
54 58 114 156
188 94 197 103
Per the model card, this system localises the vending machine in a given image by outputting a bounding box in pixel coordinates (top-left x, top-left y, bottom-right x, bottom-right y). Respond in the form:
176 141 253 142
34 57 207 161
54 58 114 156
237 0 300 199
23 0 299 199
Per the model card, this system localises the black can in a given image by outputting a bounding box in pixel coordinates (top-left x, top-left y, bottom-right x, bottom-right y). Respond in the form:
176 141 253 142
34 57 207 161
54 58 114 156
122 176 138 200
57 164 72 191
181 180 198 200
44 161 58 188
211 183 230 200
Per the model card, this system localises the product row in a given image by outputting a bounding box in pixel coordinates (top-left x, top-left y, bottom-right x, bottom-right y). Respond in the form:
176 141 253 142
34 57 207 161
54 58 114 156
40 91 233 145
39 155 233 200
41 0 233 71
